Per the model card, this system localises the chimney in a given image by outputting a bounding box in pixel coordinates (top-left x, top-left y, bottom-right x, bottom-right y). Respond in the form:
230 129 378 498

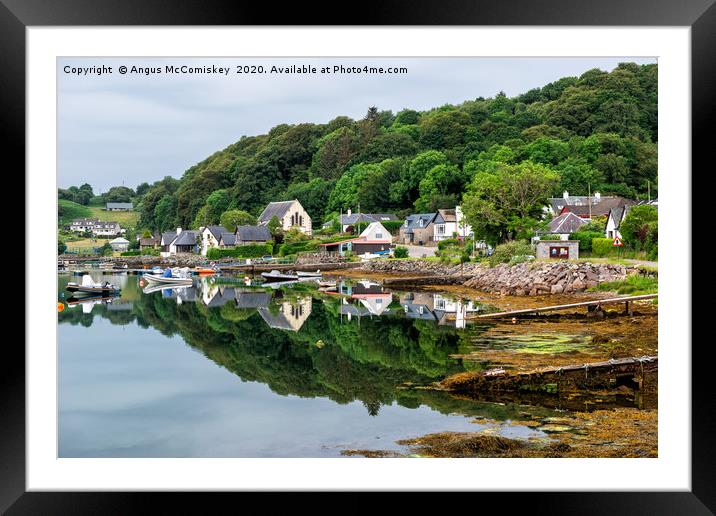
563 190 569 200
176 227 182 235
347 208 352 216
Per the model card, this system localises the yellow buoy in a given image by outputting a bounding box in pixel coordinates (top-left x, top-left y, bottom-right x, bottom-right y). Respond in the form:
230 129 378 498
57 302 65 312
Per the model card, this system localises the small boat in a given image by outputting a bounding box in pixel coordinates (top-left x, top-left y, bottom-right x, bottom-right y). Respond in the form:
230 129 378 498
144 267 193 285
261 270 299 282
318 280 337 288
66 274 121 296
296 270 321 278
194 267 217 275
142 283 191 295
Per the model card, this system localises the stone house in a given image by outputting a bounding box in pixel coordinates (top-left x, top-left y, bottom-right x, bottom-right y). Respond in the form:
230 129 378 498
258 199 312 235
398 213 438 245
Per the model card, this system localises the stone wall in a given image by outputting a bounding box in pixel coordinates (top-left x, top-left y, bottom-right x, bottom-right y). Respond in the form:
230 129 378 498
364 259 637 295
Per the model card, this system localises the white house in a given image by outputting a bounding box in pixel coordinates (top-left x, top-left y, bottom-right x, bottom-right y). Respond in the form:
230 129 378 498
69 218 123 236
200 225 229 256
160 228 199 257
257 199 312 235
432 207 472 242
605 206 631 239
109 237 130 252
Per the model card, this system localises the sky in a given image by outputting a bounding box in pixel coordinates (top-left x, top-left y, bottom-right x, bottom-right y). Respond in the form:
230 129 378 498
57 57 657 193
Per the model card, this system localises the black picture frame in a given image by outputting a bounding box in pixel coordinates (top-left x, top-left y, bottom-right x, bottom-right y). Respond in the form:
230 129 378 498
5 0 711 512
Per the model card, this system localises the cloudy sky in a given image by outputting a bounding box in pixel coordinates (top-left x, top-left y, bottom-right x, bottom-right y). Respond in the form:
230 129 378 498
58 57 656 193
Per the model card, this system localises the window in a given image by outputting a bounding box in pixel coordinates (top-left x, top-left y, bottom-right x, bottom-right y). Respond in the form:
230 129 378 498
436 224 445 235
376 232 383 239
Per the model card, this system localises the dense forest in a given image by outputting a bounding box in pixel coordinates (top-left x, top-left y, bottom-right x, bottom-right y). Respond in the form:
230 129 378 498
64 62 658 238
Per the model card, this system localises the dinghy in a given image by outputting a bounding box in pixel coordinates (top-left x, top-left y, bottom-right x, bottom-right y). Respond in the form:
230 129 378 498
296 270 321 278
66 274 121 296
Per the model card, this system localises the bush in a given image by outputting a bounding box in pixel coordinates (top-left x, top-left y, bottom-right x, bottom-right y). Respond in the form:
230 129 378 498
206 244 272 259
437 238 460 251
142 248 160 256
121 251 141 256
393 246 409 258
488 241 534 267
569 230 604 251
58 240 67 254
382 221 404 234
278 240 319 256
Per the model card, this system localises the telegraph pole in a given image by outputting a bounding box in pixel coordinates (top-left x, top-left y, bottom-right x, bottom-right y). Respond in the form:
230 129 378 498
588 183 592 219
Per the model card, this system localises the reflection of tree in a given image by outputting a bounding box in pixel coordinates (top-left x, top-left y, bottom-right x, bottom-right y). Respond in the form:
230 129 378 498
59 280 501 417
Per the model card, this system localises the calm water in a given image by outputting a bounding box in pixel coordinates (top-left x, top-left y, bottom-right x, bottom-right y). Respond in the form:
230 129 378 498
58 272 554 458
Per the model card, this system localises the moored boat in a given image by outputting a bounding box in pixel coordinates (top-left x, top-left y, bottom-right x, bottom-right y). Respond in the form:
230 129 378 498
66 275 121 296
296 270 321 278
144 267 193 285
261 270 299 282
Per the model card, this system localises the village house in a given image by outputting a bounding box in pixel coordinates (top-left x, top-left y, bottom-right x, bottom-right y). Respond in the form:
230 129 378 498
218 232 236 248
200 225 228 256
258 199 312 235
432 207 473 242
339 209 398 232
605 206 631 239
398 213 438 245
318 221 393 257
235 225 272 245
69 218 123 237
105 202 133 211
139 234 159 250
160 228 199 257
548 191 637 219
536 211 587 241
109 237 130 252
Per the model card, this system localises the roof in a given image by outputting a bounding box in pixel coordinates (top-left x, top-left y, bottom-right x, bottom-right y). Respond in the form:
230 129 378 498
547 212 587 234
204 225 228 240
161 231 177 246
607 206 630 228
403 213 438 233
139 237 157 246
173 230 199 246
71 218 101 224
236 225 271 242
339 213 398 225
219 232 236 246
109 237 129 244
436 209 457 223
234 291 272 309
560 197 637 218
257 307 296 330
258 200 296 223
106 202 133 209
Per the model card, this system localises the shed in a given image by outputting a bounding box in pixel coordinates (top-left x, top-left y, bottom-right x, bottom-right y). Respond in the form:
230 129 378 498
536 240 580 260
109 237 130 252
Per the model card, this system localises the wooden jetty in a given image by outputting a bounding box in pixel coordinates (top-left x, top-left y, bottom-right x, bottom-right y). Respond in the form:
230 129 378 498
475 294 657 319
440 355 658 395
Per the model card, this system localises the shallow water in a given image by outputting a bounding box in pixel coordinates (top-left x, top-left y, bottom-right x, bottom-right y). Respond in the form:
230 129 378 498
58 272 604 457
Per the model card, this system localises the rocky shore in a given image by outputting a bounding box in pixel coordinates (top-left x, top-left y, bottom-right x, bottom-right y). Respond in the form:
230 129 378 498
363 259 638 296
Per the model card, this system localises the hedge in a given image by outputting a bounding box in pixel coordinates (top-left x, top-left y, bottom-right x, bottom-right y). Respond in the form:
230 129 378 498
591 238 620 257
278 240 319 256
207 244 272 259
120 251 141 256
570 231 604 252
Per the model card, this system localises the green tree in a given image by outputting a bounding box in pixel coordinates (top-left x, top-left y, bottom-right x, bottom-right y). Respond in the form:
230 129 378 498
153 195 177 233
619 205 657 250
220 209 257 232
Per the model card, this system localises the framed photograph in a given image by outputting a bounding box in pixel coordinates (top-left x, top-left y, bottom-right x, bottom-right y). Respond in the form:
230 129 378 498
6 0 712 511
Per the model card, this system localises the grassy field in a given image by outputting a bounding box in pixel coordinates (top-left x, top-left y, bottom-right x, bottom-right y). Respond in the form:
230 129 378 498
59 199 139 228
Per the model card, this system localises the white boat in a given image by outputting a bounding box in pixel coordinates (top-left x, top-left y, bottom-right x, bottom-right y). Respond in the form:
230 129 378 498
66 274 121 296
144 267 193 285
261 270 299 282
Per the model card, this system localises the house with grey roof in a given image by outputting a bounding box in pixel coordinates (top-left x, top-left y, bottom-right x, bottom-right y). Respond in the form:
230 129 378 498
535 211 587 241
219 232 236 247
258 199 312 235
398 212 439 245
339 209 398 232
605 205 633 240
106 202 133 211
258 297 312 331
160 228 199 256
235 225 272 245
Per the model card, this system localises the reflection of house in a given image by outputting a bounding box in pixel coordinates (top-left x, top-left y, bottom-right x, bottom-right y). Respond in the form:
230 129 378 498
258 297 312 331
258 199 312 235
202 285 238 307
318 222 393 257
234 290 272 309
401 293 480 328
